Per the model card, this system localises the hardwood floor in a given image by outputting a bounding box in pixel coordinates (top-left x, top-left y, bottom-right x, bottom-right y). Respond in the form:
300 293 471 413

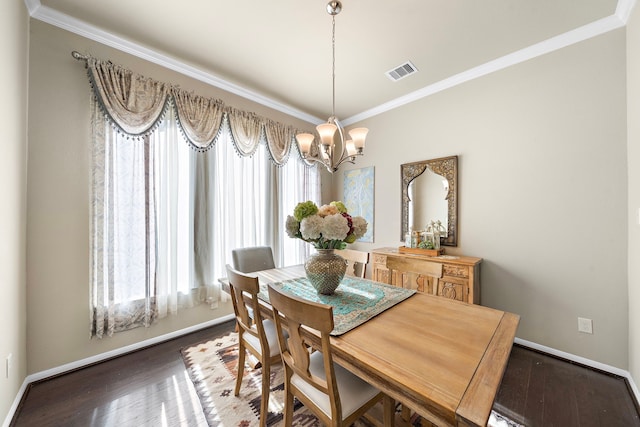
9 320 640 427
494 345 640 427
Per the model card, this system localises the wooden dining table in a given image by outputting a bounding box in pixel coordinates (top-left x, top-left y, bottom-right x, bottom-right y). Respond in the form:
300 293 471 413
220 265 519 427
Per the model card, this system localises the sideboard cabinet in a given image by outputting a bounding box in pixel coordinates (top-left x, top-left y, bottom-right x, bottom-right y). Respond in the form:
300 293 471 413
371 247 482 304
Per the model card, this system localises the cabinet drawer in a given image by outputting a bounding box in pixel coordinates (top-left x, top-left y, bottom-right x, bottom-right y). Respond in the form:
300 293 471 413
443 264 469 279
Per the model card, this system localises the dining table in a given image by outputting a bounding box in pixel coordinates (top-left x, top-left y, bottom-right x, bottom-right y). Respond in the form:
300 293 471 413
220 265 519 427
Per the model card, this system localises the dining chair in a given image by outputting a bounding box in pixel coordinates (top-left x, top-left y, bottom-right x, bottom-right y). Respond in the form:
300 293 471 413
226 264 282 427
340 249 369 278
232 246 276 273
386 256 443 294
267 283 395 427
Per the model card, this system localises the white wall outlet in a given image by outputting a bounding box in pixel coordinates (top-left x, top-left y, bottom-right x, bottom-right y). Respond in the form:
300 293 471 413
578 317 593 334
5 353 12 379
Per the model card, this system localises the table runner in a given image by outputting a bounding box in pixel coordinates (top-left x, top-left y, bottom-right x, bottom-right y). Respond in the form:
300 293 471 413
258 276 416 336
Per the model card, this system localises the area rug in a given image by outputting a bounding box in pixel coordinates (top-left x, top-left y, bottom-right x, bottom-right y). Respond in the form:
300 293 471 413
181 332 524 427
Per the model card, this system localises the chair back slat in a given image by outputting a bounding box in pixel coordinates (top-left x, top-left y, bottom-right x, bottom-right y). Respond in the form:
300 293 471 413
340 249 370 278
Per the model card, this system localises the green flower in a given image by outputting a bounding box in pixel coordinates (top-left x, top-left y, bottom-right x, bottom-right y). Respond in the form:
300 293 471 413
293 201 318 221
330 201 347 213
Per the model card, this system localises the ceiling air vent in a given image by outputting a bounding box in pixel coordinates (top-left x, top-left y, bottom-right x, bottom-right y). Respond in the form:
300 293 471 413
385 61 418 82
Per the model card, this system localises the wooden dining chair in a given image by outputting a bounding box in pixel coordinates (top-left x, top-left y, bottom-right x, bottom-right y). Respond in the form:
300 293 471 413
226 264 282 427
340 249 369 278
267 283 395 427
232 246 276 273
386 256 443 294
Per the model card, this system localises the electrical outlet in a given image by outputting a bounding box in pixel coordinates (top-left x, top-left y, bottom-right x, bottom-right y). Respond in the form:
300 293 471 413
5 353 12 379
578 317 593 334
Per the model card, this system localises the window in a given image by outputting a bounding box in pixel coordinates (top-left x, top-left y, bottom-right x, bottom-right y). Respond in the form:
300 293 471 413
90 99 320 338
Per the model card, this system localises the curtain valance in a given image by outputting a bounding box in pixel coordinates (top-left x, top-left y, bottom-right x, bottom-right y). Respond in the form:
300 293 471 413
87 57 170 136
172 87 225 150
264 119 294 166
76 52 307 166
227 106 262 157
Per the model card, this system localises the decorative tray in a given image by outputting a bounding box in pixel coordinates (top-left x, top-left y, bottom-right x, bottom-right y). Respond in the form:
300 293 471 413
398 246 444 257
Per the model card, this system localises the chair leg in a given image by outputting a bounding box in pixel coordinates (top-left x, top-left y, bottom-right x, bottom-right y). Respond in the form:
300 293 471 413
401 404 411 423
283 381 294 427
259 361 271 427
383 395 395 427
235 341 246 396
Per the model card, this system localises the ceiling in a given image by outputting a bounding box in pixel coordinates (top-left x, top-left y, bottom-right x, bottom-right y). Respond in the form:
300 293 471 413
30 0 629 125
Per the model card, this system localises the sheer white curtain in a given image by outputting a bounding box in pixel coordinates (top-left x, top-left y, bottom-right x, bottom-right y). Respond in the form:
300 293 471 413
152 107 198 317
199 120 275 285
276 153 321 266
193 120 321 285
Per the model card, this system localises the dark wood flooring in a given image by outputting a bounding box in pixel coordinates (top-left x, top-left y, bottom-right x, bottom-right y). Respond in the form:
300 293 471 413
9 319 640 427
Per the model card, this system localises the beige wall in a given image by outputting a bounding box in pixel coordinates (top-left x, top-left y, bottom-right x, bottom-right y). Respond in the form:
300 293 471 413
0 0 29 422
627 7 640 384
25 20 314 374
337 29 629 368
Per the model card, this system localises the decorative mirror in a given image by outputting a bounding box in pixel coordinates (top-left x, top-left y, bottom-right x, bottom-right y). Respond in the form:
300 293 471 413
401 155 458 246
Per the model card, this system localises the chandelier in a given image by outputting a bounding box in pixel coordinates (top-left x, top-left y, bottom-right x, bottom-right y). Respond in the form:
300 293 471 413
295 1 369 174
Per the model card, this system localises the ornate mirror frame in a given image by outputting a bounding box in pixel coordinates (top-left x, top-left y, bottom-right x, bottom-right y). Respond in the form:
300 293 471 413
401 155 458 246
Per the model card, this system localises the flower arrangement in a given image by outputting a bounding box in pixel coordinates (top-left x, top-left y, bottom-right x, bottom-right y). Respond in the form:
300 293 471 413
286 201 368 250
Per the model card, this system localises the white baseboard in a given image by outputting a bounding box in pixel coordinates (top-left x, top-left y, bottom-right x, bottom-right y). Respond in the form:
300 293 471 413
2 314 235 427
514 337 640 405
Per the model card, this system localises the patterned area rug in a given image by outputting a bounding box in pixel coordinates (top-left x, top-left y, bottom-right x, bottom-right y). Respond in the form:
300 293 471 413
181 332 523 427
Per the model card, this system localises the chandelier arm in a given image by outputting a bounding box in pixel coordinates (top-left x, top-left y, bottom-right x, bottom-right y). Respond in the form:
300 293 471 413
331 155 357 173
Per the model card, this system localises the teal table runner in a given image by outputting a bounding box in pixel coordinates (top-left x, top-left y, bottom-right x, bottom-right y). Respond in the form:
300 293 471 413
258 276 416 336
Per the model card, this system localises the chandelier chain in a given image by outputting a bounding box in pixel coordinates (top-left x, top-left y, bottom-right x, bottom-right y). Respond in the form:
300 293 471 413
332 14 336 119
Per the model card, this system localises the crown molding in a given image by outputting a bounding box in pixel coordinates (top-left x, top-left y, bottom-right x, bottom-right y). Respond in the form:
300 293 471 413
26 0 635 127
617 0 638 22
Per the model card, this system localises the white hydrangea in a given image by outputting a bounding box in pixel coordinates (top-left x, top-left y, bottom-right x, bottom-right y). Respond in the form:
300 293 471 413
285 215 300 238
322 214 349 240
300 215 323 240
351 216 368 239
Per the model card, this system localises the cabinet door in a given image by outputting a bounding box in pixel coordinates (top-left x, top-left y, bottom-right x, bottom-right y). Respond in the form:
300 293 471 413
439 263 470 302
437 276 468 302
372 254 392 284
373 265 392 285
398 271 437 294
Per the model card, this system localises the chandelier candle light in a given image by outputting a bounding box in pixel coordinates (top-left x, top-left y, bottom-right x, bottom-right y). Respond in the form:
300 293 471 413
295 1 369 174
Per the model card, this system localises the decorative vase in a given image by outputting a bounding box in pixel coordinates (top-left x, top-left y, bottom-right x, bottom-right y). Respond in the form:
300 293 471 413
304 249 348 295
